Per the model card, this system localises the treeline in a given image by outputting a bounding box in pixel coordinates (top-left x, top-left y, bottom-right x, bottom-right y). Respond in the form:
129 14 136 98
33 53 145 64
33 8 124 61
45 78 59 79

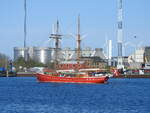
0 53 9 67
0 52 55 71
13 57 55 71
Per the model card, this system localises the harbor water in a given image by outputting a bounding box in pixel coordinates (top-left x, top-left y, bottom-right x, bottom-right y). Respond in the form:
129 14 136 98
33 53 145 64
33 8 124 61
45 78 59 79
0 77 150 113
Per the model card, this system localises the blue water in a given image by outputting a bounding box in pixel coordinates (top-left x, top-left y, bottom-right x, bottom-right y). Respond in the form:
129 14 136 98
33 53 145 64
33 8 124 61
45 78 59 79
0 77 150 113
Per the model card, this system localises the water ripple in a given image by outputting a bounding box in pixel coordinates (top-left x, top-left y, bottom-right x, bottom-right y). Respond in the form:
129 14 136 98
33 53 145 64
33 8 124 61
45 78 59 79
0 77 150 113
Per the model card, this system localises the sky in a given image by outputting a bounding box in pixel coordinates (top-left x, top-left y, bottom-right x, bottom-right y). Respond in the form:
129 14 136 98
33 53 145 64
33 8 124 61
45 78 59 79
0 0 150 59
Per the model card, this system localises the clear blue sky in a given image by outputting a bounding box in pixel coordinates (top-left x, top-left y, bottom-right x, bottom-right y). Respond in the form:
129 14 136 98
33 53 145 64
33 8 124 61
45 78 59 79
0 0 150 59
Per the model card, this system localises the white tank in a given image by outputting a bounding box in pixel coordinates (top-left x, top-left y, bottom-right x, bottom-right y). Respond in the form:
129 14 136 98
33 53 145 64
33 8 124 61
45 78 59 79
14 47 28 61
33 47 52 64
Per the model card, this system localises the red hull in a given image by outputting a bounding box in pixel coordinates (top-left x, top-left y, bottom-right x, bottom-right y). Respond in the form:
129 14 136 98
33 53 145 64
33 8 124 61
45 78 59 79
36 73 109 84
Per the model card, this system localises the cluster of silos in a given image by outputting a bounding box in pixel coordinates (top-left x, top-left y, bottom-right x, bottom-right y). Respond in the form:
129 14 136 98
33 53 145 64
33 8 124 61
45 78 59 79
14 47 106 64
14 47 52 64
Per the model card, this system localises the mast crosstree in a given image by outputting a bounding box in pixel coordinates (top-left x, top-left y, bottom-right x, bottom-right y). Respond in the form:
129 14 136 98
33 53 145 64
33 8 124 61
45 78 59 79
49 20 62 63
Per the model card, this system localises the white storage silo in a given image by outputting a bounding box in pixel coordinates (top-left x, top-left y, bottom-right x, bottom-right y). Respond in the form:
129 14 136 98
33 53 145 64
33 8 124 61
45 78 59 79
33 47 52 64
14 47 28 61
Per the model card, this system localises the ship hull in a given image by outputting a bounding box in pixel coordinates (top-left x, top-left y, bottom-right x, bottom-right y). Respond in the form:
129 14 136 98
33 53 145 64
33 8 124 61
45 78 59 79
36 73 109 84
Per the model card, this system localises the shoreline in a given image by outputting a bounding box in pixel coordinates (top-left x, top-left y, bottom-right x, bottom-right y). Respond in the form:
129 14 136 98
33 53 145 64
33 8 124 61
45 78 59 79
1 73 150 78
113 75 150 78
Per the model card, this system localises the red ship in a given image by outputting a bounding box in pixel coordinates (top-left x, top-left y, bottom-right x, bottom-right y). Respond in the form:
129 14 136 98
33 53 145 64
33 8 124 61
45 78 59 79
36 71 109 84
36 17 112 84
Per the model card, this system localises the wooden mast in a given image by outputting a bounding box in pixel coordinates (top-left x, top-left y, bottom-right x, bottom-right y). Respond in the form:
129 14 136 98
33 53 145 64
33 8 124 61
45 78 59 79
49 20 62 68
77 15 81 63
55 20 60 63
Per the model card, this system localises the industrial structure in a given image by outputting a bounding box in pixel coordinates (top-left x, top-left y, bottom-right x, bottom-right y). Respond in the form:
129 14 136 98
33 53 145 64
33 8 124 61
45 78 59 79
107 40 112 66
14 47 52 64
15 0 150 70
128 47 150 69
18 0 28 61
24 0 27 48
117 0 124 69
14 47 28 61
14 47 106 64
61 47 106 61
32 47 52 64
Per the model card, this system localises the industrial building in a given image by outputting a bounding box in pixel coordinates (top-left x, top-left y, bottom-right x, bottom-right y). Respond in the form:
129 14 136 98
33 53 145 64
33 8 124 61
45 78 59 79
14 47 52 64
128 47 145 63
14 47 106 64
14 47 29 61
128 47 150 69
61 47 106 61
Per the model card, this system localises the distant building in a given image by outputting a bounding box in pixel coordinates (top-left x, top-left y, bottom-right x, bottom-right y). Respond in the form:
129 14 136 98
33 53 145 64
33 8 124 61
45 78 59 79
128 47 145 63
60 47 106 61
128 47 150 69
144 47 150 63
81 56 107 69
14 47 28 61
14 47 52 64
14 47 106 65
33 47 52 64
111 56 129 68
